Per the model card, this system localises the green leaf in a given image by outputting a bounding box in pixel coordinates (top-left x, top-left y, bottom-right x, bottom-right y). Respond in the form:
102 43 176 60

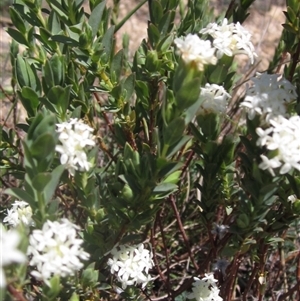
158 10 175 36
167 135 191 158
101 26 115 62
30 133 56 160
4 187 36 206
15 54 29 88
175 77 201 111
196 113 221 141
267 237 284 244
9 7 27 34
236 213 249 229
111 49 124 82
22 141 38 175
48 10 61 34
163 117 186 147
51 35 80 46
123 73 135 101
282 23 299 35
6 28 28 46
81 264 99 288
35 28 58 51
286 6 297 23
43 165 65 203
157 160 183 178
145 50 160 72
50 54 64 86
208 63 230 84
184 95 204 124
18 87 40 117
153 182 178 195
286 173 300 197
124 143 135 162
150 0 163 25
27 113 56 141
42 275 61 300
69 293 80 301
43 59 54 92
157 34 174 52
147 23 160 47
48 0 69 21
47 85 71 114
259 184 278 205
163 170 181 184
32 173 52 192
39 97 58 114
88 0 106 38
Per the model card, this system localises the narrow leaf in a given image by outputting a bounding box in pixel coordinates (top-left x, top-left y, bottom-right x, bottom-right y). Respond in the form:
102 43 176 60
4 187 36 205
88 0 106 38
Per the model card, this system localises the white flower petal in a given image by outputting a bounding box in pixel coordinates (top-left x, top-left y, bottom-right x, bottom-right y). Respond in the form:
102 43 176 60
27 219 90 285
55 119 95 175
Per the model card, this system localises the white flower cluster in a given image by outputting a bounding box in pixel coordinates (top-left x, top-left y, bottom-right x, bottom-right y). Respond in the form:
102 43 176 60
174 19 256 71
3 200 33 227
0 224 26 287
200 18 257 63
174 34 217 71
240 73 297 123
198 83 231 115
55 118 95 176
187 274 223 301
256 115 300 176
107 243 154 289
27 218 90 286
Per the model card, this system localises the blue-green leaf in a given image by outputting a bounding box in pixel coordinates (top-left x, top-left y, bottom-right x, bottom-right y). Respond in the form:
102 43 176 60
88 0 106 38
4 188 36 206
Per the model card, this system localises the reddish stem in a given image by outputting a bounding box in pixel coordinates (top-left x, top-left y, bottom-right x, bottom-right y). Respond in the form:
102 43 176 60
169 195 199 270
151 219 166 284
157 210 172 299
7 285 28 301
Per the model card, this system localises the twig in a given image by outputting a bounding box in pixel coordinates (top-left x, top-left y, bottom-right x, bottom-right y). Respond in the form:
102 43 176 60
274 52 289 74
141 287 153 301
7 284 28 301
279 241 288 294
242 262 259 301
180 149 195 176
0 84 13 102
97 136 117 161
0 175 13 188
157 210 172 299
152 259 190 281
257 244 268 301
221 252 241 301
277 281 300 301
169 195 199 270
150 222 167 284
93 92 115 134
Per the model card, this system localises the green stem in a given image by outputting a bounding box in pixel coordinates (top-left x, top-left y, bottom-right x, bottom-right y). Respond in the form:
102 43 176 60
99 70 114 90
114 0 148 33
161 144 169 158
37 191 46 222
37 8 47 29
